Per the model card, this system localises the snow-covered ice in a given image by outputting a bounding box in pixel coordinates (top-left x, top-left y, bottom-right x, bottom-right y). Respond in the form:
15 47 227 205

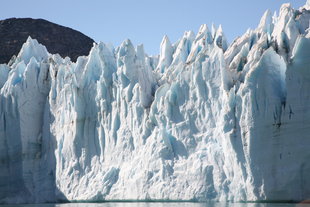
1 1 310 204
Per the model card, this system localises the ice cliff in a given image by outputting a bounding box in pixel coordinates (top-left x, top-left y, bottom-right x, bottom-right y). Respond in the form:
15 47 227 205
1 2 310 204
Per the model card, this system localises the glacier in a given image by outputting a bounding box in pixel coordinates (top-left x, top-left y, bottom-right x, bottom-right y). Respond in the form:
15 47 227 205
1 1 310 204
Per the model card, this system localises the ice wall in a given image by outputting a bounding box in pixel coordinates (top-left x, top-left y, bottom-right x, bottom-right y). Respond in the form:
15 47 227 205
1 2 310 204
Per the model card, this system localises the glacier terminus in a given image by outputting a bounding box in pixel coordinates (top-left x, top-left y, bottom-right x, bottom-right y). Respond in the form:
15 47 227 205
1 1 310 204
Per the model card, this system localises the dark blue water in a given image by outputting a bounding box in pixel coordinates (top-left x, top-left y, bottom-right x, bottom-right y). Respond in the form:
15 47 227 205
1 202 310 207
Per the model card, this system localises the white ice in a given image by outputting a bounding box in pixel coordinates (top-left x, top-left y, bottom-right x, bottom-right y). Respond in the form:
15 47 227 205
1 1 310 204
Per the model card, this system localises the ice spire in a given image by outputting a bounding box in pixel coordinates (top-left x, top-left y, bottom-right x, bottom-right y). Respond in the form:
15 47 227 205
136 44 145 62
258 10 273 35
157 35 173 73
16 36 49 65
197 24 208 36
211 23 217 39
172 31 195 65
196 24 212 44
186 24 213 63
214 25 228 51
117 39 137 83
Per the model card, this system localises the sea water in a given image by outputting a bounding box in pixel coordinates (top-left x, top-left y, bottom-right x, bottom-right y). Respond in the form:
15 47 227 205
0 202 309 207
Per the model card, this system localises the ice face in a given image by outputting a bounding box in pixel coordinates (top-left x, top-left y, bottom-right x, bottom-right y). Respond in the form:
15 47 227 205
1 1 310 204
0 65 9 89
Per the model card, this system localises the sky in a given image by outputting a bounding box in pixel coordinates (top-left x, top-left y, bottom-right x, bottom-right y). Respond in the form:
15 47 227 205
0 0 306 55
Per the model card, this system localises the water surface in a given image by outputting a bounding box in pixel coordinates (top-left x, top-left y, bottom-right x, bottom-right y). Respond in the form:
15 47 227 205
1 203 310 207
